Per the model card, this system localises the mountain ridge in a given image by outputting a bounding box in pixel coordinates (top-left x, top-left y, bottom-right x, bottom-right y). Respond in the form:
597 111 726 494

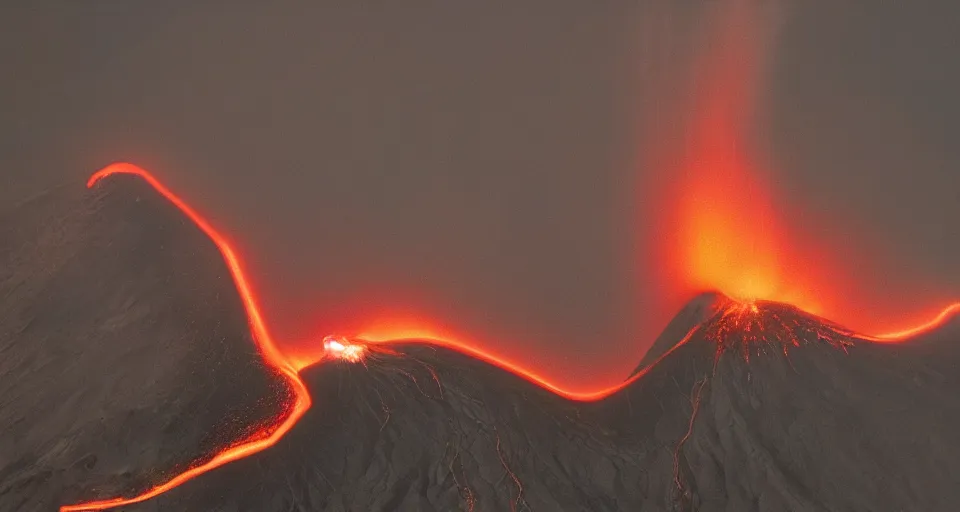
130 296 960 511
2 170 959 511
0 176 293 512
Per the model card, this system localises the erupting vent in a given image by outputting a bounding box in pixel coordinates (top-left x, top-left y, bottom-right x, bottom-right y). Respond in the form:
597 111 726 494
704 299 856 363
322 336 368 363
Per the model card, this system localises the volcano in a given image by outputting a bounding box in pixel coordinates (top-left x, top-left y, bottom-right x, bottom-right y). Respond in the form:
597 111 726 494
127 302 960 512
2 170 959 512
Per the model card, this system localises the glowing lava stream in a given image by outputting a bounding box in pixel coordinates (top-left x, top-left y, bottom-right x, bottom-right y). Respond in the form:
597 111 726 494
61 163 312 512
863 302 960 342
62 163 959 511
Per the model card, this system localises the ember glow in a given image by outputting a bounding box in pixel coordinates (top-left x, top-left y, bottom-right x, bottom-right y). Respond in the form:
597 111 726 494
62 164 957 511
863 302 960 342
652 2 956 339
703 299 855 364
660 2 826 319
322 335 367 363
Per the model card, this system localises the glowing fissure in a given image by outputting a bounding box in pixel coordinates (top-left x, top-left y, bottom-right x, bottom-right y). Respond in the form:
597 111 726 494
703 299 857 365
495 427 525 512
673 377 707 509
62 164 959 511
448 449 477 512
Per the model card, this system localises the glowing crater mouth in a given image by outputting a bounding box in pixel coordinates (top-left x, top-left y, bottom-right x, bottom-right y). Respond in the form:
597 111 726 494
322 335 368 363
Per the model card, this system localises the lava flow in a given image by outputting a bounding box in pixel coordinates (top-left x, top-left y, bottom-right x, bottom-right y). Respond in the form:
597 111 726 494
702 299 855 364
62 164 958 511
60 164 312 512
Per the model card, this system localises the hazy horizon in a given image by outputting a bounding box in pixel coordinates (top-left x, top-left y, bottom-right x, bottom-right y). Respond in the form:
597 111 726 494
3 1 958 388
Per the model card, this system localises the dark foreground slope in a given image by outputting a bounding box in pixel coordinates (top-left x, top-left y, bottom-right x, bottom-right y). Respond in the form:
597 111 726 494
136 304 960 512
0 178 292 511
132 337 715 512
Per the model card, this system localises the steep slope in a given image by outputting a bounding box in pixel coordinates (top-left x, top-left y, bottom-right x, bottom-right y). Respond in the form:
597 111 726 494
0 177 292 512
632 291 726 374
128 300 960 512
684 306 960 511
684 305 960 511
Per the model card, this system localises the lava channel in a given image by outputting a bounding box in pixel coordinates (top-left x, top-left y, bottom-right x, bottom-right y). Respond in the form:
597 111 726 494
61 163 959 511
60 164 312 512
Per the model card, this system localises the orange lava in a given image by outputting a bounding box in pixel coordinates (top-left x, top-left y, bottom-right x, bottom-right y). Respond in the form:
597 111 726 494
61 163 312 512
287 314 467 372
356 325 703 402
321 335 368 363
653 2 957 339
62 162 958 511
664 2 823 317
862 302 960 342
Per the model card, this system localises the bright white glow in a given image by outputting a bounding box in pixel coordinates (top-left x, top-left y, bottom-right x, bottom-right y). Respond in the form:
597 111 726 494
322 336 366 363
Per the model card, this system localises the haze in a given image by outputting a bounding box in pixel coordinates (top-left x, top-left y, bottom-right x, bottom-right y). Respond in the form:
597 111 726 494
2 1 958 389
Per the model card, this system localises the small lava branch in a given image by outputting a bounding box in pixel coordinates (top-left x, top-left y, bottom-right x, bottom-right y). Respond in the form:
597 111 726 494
61 164 960 511
704 300 856 366
673 377 707 510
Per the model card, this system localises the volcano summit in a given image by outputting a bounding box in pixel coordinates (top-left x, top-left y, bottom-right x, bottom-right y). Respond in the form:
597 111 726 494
1 167 959 512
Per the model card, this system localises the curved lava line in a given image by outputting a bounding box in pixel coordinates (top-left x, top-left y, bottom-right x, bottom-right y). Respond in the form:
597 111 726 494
862 302 960 342
61 163 959 511
61 163 312 512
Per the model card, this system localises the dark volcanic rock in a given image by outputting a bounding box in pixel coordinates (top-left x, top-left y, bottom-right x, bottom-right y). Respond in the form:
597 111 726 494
134 338 716 512
136 304 960 512
3 175 960 512
0 177 292 512
633 291 727 374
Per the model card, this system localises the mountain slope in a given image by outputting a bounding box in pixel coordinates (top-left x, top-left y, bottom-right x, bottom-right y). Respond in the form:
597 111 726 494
685 303 960 511
3 173 959 512
133 302 960 512
0 177 292 512
632 291 726 374
130 338 714 512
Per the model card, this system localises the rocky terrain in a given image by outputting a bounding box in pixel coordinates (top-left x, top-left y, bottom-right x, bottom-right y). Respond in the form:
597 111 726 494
2 174 958 511
0 177 291 512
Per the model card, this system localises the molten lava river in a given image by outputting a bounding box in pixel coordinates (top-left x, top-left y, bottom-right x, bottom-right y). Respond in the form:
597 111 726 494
59 162 958 512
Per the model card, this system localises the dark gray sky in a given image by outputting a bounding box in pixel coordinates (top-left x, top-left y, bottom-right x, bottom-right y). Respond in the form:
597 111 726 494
3 1 957 388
